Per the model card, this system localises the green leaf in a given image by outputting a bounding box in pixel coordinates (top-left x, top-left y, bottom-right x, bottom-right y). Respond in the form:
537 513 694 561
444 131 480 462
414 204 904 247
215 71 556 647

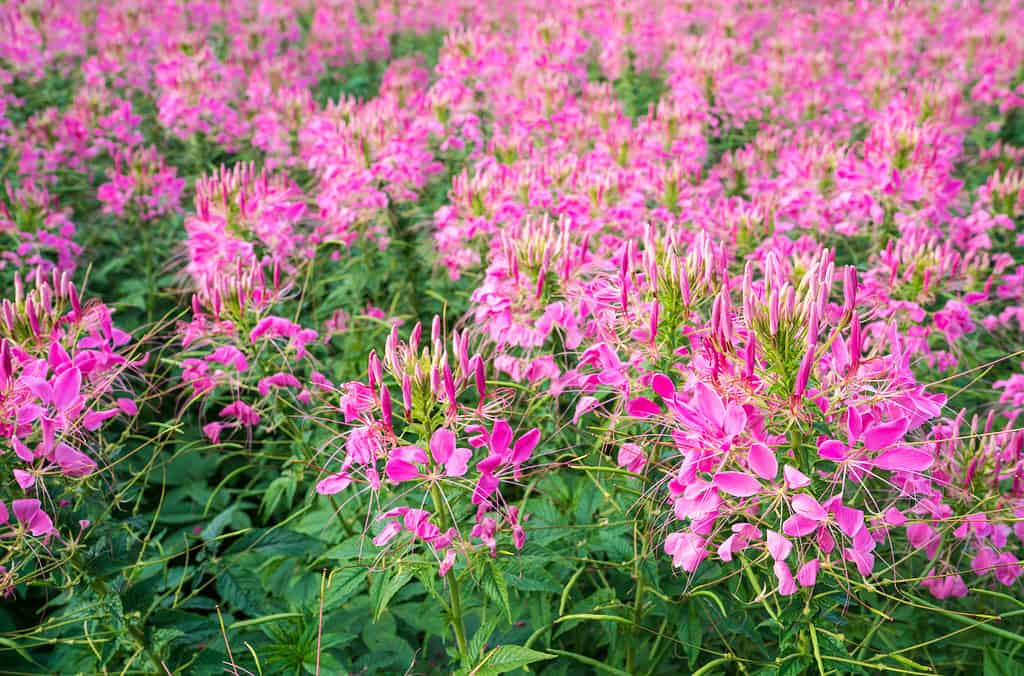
226 528 323 557
677 603 702 669
370 567 413 621
481 561 513 623
469 615 502 662
323 567 368 610
779 656 812 676
985 647 1024 676
217 569 272 616
474 645 555 674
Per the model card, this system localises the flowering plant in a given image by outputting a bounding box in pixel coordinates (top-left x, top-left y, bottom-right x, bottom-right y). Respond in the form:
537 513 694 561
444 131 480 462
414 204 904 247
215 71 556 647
1 1 1024 674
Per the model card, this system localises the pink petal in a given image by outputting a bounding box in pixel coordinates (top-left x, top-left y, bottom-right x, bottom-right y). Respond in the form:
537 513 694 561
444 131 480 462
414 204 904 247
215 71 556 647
713 471 762 497
490 420 512 456
863 418 908 451
476 454 502 476
512 428 541 464
373 521 401 546
393 445 428 464
21 376 52 404
774 561 798 596
12 499 40 524
796 559 820 587
651 373 676 398
846 407 863 443
17 404 43 424
316 473 352 495
430 428 456 465
783 514 820 537
883 507 907 525
792 494 828 521
873 447 933 472
717 534 738 562
385 458 421 483
664 531 707 572
13 469 34 490
472 472 500 505
723 404 747 437
627 396 661 418
748 443 778 480
116 398 139 415
52 368 82 411
55 442 97 477
573 396 600 424
818 439 848 461
767 529 792 561
12 438 34 463
83 408 119 431
446 447 472 477
783 464 810 489
617 443 646 473
693 382 726 426
845 547 875 576
833 504 865 537
439 549 457 577
12 499 52 536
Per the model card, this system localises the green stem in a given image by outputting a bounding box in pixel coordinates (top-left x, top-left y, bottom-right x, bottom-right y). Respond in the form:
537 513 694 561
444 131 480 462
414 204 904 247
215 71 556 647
627 489 653 672
430 482 469 663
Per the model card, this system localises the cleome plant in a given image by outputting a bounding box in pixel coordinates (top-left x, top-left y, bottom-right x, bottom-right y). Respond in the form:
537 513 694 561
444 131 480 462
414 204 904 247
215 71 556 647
1 1 1024 675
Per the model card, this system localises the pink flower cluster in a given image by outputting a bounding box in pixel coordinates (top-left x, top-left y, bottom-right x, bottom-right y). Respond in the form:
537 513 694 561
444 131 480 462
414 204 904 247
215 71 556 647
1 270 141 581
315 319 539 576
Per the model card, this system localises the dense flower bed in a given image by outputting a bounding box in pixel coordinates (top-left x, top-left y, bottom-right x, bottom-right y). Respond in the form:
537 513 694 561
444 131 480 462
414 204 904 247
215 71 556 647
1 1 1024 674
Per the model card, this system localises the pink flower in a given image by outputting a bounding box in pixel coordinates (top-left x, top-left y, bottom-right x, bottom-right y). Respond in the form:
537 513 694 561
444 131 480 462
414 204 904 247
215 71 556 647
429 428 472 477
617 443 646 473
12 499 53 536
664 531 708 572
54 442 97 477
385 445 429 483
473 420 541 504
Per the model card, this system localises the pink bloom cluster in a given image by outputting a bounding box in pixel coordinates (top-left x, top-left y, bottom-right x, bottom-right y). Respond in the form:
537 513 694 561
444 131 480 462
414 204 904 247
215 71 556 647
1 270 140 582
315 318 539 576
3 0 1024 610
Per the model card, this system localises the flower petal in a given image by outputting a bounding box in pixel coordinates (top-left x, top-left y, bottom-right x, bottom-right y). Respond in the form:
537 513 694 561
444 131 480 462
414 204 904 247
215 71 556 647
713 471 761 497
430 428 456 465
791 494 827 521
52 368 82 411
873 447 933 472
748 442 778 480
863 418 908 451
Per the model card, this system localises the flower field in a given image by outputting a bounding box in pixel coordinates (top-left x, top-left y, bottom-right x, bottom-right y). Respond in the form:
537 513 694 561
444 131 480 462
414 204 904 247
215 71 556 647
3 1 1024 673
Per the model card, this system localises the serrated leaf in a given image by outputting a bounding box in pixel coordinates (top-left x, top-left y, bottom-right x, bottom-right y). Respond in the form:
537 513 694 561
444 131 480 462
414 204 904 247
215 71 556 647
469 615 502 662
474 645 555 674
217 569 271 616
481 561 513 623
